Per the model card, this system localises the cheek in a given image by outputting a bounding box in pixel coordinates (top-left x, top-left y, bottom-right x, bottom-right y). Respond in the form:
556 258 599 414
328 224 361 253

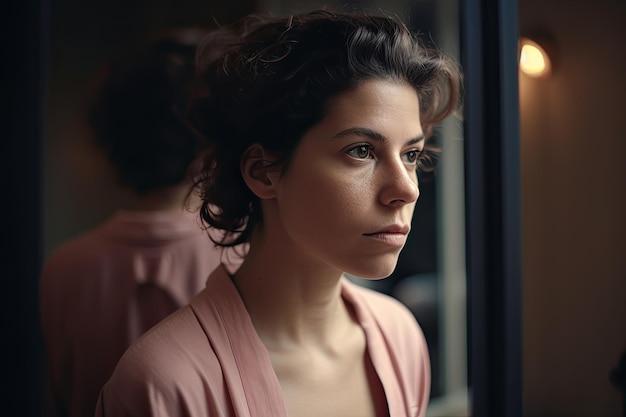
312 169 371 214
280 166 371 226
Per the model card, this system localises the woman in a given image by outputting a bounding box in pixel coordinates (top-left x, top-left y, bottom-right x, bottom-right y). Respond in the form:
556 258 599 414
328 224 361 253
96 9 461 417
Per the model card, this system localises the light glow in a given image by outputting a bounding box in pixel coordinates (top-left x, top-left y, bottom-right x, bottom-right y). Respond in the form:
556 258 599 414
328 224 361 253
519 38 552 78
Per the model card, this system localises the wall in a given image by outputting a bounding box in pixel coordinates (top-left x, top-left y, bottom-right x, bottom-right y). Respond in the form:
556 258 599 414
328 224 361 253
519 0 626 416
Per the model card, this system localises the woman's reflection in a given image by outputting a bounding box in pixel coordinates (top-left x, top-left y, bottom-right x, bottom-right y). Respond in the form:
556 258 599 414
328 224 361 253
39 31 242 417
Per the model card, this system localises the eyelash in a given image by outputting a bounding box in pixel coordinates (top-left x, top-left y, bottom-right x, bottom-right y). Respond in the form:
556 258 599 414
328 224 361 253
345 144 425 168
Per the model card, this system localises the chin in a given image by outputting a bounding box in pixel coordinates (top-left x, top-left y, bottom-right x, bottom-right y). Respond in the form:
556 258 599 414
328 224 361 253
342 257 399 280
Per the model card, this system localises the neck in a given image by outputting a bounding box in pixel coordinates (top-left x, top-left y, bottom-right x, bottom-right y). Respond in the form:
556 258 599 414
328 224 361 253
124 182 195 212
232 227 352 350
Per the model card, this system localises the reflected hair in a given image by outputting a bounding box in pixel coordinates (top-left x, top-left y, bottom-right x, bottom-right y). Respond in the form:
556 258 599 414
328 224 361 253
89 37 204 194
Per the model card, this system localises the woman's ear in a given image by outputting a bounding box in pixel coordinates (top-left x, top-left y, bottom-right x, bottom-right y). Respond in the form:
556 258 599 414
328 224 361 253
240 144 278 199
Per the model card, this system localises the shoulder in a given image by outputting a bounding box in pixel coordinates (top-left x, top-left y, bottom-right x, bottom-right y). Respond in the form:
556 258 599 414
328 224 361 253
344 280 429 363
39 228 111 307
346 281 422 333
41 226 110 277
345 281 431 414
99 304 226 415
115 304 215 375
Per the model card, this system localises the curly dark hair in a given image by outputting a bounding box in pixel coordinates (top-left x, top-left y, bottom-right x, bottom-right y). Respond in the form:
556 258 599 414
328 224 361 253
89 35 205 195
190 9 462 247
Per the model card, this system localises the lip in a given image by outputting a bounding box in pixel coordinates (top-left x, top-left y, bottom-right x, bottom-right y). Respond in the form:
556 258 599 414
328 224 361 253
365 224 410 235
363 224 410 247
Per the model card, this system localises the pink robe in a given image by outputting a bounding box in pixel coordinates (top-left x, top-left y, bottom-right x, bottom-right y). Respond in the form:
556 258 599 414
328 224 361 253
96 265 431 417
40 210 242 417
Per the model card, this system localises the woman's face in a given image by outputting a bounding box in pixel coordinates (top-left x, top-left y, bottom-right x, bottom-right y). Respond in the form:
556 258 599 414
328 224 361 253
272 79 424 279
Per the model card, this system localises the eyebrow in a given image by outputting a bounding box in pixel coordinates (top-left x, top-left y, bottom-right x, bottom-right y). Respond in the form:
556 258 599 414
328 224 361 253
332 127 425 146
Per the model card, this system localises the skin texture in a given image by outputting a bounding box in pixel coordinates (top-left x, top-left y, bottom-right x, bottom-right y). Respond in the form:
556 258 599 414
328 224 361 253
235 79 424 417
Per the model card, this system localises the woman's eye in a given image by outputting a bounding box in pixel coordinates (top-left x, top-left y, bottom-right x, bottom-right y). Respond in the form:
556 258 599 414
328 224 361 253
346 144 373 160
403 150 420 164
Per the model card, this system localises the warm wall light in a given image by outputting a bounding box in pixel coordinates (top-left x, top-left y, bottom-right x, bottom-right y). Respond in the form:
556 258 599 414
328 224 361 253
519 37 552 78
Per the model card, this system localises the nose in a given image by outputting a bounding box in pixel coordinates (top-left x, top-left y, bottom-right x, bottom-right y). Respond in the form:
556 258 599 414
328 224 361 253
378 159 419 207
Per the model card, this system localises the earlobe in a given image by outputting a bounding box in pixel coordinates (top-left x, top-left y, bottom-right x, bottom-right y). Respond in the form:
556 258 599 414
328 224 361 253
240 144 278 199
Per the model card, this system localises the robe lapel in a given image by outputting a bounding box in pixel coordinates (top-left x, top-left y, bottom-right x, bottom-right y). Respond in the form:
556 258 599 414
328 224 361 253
341 279 409 417
191 266 289 417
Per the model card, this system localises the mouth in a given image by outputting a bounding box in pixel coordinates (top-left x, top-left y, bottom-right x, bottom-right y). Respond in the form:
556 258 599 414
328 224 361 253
363 225 409 247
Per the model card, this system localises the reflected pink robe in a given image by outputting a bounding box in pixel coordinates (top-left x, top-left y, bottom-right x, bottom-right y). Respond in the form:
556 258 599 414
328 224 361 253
96 265 430 417
40 210 241 417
